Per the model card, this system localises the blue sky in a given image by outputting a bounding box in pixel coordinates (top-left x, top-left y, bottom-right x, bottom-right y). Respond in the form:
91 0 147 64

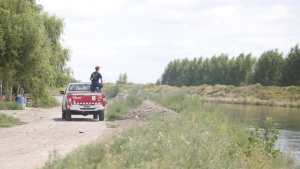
37 0 300 83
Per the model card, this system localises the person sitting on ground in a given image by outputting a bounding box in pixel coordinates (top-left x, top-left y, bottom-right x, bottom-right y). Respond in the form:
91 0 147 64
90 66 103 92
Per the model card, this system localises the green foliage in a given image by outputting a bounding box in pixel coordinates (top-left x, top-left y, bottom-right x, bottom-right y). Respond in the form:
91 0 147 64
248 117 280 158
0 0 71 105
0 113 21 127
281 45 300 86
161 45 300 87
0 101 23 110
34 93 59 108
254 50 284 85
161 53 256 86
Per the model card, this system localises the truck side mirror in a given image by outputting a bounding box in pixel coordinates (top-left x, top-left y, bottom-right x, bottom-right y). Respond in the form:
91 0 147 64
59 91 65 95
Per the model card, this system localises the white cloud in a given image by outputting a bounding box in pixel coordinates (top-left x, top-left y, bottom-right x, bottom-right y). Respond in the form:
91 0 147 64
203 5 240 18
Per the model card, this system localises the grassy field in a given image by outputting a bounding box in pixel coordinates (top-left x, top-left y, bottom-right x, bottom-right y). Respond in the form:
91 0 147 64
41 85 296 169
143 84 300 108
0 114 21 128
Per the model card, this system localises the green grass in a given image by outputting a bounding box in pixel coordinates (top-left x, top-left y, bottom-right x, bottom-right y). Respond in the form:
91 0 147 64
0 114 21 127
103 84 120 99
0 101 23 110
106 94 143 121
106 85 144 121
41 89 296 169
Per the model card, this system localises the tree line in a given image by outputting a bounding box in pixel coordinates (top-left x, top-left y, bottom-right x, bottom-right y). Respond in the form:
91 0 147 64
0 0 71 104
161 45 300 86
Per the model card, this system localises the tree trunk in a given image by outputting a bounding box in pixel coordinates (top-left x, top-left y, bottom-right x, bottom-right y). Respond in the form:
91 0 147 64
4 81 13 101
0 80 2 96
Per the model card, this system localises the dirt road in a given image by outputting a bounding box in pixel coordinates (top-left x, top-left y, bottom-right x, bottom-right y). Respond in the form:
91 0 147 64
0 107 124 169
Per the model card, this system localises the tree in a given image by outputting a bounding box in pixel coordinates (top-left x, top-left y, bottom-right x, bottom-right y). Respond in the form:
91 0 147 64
0 0 71 104
253 50 284 85
117 73 128 84
230 53 256 85
281 45 300 86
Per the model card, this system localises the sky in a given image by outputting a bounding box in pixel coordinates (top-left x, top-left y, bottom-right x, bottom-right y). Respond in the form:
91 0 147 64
37 0 300 83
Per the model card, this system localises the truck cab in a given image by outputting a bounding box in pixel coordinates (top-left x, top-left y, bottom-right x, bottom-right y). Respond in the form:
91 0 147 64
61 83 107 121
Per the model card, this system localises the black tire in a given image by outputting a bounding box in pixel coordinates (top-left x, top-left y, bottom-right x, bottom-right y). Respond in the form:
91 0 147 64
98 111 104 121
65 111 72 121
93 113 98 119
62 111 66 120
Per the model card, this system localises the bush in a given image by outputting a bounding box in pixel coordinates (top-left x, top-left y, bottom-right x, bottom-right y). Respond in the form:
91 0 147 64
34 94 59 108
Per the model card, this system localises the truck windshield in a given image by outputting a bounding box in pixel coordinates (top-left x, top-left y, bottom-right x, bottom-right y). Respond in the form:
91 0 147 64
68 84 91 91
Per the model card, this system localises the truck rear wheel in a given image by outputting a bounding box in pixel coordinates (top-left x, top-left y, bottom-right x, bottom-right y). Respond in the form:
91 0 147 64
62 111 66 120
65 111 72 121
98 111 104 121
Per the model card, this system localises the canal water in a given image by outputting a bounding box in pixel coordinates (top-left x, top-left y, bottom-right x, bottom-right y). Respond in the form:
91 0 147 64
199 102 300 165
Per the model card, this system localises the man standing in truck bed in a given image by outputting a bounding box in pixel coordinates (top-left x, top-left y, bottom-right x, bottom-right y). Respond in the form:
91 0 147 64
90 66 103 92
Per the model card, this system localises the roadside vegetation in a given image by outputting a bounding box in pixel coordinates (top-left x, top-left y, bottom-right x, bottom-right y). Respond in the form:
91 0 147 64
42 86 296 169
144 84 300 108
0 101 23 110
105 85 143 121
103 84 120 99
0 114 21 127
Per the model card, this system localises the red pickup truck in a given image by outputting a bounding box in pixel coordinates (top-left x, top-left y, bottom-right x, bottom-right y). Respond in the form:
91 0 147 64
61 83 107 121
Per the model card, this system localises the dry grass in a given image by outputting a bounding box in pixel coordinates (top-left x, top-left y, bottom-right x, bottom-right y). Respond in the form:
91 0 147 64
143 84 300 108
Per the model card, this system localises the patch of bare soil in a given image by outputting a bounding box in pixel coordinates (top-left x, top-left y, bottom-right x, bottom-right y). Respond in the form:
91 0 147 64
126 100 177 120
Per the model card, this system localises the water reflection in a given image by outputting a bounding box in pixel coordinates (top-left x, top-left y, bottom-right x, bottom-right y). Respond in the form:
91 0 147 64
199 102 300 164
